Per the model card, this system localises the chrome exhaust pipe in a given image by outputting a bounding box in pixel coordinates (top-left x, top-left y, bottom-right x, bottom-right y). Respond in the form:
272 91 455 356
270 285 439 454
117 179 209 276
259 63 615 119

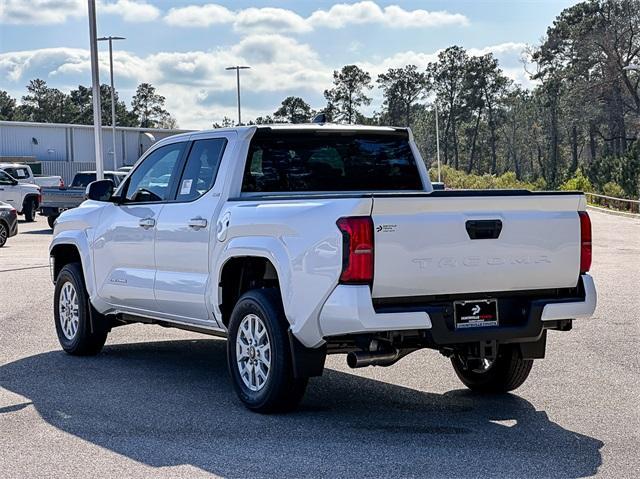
347 349 400 368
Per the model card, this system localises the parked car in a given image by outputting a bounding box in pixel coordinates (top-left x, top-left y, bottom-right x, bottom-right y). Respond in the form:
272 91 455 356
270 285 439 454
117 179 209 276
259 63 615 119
40 171 126 228
0 163 63 188
0 169 41 221
0 200 18 247
49 124 596 413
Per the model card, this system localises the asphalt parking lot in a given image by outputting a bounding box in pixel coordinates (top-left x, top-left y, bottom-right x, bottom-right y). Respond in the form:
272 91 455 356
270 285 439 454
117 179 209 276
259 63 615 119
0 211 638 478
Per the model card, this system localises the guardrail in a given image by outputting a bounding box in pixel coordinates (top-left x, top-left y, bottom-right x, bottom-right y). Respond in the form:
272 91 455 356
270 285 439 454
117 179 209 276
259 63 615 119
585 192 640 213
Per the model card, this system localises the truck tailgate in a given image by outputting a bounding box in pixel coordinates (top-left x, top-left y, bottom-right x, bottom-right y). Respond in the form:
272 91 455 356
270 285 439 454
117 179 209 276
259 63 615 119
371 192 584 298
41 188 85 208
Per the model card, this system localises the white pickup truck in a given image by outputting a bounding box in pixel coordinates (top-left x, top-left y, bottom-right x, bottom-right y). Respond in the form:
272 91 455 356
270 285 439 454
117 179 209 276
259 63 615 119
0 163 63 188
0 169 41 221
49 124 596 413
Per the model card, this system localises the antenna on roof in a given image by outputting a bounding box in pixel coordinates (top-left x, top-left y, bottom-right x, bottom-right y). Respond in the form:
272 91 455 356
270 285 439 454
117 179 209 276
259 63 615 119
311 113 327 124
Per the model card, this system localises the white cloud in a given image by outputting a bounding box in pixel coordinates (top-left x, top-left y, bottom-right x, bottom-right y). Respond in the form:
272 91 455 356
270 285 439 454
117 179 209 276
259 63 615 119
164 1 468 32
0 40 531 129
234 8 311 34
0 0 159 24
307 1 469 29
164 4 234 28
100 0 161 22
0 0 84 25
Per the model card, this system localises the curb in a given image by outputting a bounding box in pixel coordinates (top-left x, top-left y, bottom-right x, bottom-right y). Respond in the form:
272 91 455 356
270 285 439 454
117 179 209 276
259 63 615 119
587 204 640 219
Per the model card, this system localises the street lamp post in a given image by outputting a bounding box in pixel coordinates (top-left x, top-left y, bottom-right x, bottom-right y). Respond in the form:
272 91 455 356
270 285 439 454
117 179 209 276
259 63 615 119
434 101 442 183
97 35 125 170
87 0 104 180
225 66 250 125
623 64 640 200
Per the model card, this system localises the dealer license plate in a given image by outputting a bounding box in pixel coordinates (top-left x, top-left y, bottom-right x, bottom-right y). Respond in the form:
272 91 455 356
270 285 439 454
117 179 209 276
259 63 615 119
454 299 499 329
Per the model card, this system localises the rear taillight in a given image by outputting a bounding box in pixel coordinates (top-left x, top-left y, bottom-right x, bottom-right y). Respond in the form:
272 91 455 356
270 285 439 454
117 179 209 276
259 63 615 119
579 211 592 274
336 217 374 285
59 178 65 188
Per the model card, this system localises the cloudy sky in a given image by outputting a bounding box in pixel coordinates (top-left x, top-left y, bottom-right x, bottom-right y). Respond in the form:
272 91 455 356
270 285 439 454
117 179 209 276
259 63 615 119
1 0 578 129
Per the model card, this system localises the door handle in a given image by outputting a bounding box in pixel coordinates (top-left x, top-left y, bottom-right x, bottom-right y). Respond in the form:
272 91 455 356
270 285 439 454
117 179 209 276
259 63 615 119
139 218 156 229
188 217 208 230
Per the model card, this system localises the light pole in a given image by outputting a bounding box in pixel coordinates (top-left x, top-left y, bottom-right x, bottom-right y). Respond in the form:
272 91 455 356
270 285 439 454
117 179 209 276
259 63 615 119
225 65 250 125
87 0 104 180
623 64 640 200
97 35 125 170
434 101 441 183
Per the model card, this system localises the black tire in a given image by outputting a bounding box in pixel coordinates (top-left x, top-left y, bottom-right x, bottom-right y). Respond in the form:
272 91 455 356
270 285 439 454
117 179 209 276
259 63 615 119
451 345 533 393
0 222 7 247
47 215 58 229
227 289 308 413
54 263 108 356
23 198 36 222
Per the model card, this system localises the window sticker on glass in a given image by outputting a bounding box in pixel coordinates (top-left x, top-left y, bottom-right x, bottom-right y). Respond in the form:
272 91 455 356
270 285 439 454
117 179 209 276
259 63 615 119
16 169 27 178
180 179 193 195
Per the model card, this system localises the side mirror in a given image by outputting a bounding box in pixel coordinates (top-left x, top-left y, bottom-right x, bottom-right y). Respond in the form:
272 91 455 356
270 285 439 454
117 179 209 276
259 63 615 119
85 179 114 202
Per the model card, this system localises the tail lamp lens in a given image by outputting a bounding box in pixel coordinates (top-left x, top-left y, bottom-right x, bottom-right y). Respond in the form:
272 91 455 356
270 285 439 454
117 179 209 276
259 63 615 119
579 211 592 274
336 217 374 284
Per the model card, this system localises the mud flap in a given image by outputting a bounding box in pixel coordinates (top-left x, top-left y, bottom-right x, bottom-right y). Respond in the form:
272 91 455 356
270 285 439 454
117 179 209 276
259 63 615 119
517 331 547 359
288 331 327 378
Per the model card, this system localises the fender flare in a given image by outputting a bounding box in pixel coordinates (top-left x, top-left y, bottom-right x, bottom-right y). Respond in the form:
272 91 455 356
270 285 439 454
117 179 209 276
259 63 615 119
50 231 97 300
215 236 293 324
22 193 40 210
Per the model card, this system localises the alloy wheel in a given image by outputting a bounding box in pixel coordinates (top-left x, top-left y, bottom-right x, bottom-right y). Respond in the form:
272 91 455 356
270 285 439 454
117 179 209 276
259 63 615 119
236 313 272 391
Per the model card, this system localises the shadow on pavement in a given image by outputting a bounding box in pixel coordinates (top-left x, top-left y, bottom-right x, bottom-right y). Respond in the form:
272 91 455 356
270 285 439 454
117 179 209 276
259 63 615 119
20 228 52 235
0 339 603 478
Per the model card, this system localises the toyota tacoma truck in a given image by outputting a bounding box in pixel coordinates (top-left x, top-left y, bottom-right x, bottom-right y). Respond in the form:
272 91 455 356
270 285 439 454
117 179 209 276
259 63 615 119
49 124 597 413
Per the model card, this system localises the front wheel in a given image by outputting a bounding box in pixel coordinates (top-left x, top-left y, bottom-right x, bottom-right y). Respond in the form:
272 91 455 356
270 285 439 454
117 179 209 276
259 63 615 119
227 289 308 413
0 222 8 247
23 198 36 222
54 263 108 355
451 345 533 393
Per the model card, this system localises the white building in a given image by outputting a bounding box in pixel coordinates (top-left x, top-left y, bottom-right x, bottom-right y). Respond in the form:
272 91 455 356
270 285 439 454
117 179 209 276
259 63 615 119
0 120 191 183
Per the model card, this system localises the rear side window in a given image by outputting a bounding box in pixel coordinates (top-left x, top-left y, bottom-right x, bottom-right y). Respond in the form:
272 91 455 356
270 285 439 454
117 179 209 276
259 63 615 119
176 138 227 201
3 167 29 179
242 131 423 193
72 173 96 188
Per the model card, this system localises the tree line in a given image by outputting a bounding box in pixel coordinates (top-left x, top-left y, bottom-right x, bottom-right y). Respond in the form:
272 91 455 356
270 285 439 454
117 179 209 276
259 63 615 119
1 0 638 198
248 0 640 198
0 80 177 129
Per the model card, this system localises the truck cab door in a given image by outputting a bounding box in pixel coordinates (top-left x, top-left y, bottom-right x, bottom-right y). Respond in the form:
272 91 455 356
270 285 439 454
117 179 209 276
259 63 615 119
92 141 187 314
153 135 232 323
0 171 19 208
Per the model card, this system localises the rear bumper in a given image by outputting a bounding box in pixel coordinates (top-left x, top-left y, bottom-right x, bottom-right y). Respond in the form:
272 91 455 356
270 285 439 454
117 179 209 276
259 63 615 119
318 274 596 346
40 206 62 217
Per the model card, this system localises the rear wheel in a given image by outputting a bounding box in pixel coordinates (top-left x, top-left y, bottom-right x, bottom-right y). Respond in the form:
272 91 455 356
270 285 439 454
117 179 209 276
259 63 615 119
451 345 533 393
54 263 108 355
227 289 308 413
0 222 8 247
23 198 36 222
47 215 58 229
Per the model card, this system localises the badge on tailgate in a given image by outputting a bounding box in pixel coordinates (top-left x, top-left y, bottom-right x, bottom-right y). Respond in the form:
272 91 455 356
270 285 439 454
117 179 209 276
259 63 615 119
454 299 499 329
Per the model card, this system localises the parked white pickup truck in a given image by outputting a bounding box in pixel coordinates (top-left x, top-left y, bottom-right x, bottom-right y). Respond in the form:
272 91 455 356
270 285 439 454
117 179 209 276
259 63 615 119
0 169 41 221
0 163 63 188
49 124 596 412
